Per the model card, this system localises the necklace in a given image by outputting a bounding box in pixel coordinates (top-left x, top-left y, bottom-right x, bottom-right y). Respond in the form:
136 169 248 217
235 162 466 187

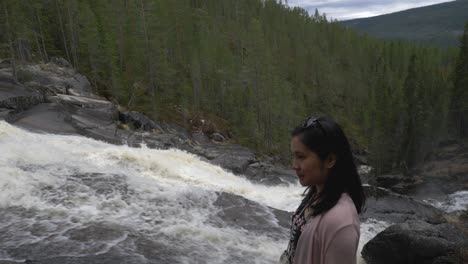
284 191 319 263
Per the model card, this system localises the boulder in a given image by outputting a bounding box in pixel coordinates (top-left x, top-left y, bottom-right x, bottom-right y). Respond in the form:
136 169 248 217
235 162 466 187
16 63 92 97
209 145 256 174
244 162 297 186
370 173 420 194
191 131 211 145
210 192 290 238
11 103 77 134
212 132 225 142
410 139 468 198
50 57 72 68
0 59 11 68
362 185 444 224
362 220 468 264
118 111 161 131
354 153 368 165
0 74 45 115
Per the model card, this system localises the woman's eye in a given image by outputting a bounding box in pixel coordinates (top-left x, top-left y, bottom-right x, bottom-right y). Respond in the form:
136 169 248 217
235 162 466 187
296 155 304 160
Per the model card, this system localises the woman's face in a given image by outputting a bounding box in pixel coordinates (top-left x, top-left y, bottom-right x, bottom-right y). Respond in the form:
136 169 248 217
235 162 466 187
290 136 332 187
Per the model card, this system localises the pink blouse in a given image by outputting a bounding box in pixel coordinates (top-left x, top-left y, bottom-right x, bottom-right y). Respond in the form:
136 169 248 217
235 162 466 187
293 193 360 264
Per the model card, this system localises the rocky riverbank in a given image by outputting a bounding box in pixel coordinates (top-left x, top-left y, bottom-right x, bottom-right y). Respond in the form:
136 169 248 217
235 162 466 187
1 60 466 264
0 60 298 187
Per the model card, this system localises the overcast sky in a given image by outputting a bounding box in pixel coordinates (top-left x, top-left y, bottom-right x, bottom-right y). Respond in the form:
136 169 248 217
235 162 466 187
287 0 455 21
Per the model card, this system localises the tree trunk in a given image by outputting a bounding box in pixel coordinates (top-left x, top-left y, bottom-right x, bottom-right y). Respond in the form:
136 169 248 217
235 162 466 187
4 4 18 82
140 0 156 98
33 29 44 62
55 0 72 65
66 0 78 68
36 8 49 62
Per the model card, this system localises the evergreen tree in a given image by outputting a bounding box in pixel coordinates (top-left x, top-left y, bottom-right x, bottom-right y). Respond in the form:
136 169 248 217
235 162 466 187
452 22 468 137
0 0 459 173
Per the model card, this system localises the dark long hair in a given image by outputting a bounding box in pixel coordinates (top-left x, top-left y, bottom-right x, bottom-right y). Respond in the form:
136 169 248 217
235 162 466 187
291 116 365 216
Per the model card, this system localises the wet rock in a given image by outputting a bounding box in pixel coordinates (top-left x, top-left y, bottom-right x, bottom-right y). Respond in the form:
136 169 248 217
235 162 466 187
118 111 161 132
16 63 92 97
362 185 443 224
371 173 419 194
244 162 297 186
354 153 368 165
212 132 225 142
410 140 468 197
50 57 72 68
191 131 211 145
11 94 120 142
0 59 11 68
0 74 45 115
362 220 468 264
0 93 45 113
12 103 77 134
211 192 290 239
209 145 256 174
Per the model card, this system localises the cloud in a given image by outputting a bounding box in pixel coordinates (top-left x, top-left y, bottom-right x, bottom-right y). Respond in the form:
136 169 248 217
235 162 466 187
286 0 455 20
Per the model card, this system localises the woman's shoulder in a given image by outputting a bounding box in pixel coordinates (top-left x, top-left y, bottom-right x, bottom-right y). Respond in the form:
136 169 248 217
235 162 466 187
319 193 359 233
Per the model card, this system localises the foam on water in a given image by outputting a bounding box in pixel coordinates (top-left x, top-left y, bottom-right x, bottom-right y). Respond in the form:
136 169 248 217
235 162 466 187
356 218 391 263
423 190 468 213
0 121 303 211
0 121 389 263
0 121 296 263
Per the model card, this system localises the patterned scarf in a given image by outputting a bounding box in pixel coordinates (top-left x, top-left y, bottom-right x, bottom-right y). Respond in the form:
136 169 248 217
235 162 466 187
282 190 316 264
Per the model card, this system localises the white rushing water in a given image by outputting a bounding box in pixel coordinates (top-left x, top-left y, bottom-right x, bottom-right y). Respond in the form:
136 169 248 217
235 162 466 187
0 121 386 263
423 190 468 213
357 218 390 264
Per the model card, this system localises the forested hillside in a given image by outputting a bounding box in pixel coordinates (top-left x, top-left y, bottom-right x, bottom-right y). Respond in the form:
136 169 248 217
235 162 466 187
1 0 465 174
341 0 468 49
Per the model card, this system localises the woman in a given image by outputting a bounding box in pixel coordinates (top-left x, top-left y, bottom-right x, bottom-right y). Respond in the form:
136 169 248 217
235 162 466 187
280 116 365 264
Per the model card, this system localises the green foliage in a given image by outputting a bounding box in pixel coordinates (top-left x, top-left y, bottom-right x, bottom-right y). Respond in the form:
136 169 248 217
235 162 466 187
0 0 460 173
451 22 468 137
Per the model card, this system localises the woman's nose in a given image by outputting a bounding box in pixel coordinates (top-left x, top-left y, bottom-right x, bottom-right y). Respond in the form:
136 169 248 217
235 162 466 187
292 160 299 170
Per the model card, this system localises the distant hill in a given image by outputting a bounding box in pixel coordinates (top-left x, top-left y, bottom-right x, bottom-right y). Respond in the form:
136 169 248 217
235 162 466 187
341 0 468 48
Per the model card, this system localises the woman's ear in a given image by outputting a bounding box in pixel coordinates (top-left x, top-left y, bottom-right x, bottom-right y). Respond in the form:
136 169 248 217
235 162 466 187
325 153 336 169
